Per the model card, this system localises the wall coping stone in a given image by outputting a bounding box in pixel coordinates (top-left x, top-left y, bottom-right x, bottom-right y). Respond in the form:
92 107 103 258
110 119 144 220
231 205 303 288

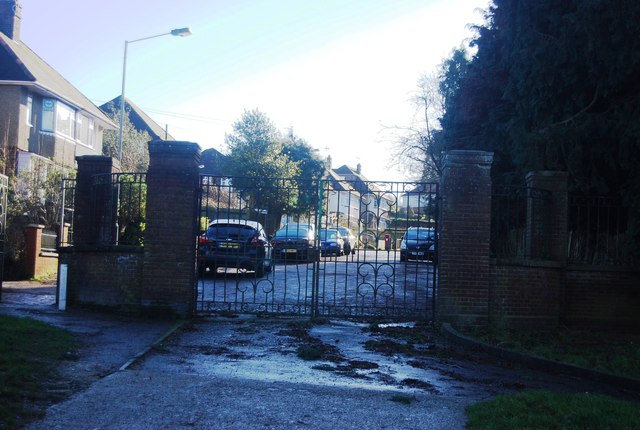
148 140 201 157
525 170 569 181
442 150 494 167
491 258 564 269
58 245 144 254
566 264 640 274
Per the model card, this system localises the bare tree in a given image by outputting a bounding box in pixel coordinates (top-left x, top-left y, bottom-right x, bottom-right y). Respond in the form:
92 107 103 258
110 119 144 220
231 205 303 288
387 72 444 180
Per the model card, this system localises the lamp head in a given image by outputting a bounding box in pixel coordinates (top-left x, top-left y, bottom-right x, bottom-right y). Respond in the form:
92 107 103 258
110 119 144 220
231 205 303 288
171 27 192 37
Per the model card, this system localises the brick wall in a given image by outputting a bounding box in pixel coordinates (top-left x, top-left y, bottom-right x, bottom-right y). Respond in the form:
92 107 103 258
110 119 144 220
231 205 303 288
59 246 144 310
24 224 58 278
564 265 640 329
489 260 562 329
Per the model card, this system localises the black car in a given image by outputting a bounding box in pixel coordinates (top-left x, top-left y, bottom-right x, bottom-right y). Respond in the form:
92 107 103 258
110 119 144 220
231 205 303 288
198 219 272 276
399 227 436 262
271 223 316 261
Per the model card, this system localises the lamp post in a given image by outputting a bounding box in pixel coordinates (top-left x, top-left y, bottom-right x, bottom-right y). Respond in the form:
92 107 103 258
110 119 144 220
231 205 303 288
118 27 192 161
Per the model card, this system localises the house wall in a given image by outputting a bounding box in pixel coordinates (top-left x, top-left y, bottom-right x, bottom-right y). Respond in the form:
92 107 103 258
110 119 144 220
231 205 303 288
0 86 22 174
27 95 94 170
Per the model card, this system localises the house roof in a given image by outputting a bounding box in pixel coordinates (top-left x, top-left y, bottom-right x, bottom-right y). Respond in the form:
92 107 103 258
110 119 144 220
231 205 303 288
199 147 228 175
0 32 115 128
324 169 357 193
100 96 176 141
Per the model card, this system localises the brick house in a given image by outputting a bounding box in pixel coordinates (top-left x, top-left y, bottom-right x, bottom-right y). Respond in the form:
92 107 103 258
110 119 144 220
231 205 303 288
0 0 115 177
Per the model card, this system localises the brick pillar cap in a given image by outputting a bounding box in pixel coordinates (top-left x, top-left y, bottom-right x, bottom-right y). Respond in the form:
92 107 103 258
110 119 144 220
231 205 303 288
525 171 569 180
26 224 45 229
443 150 494 168
148 140 201 156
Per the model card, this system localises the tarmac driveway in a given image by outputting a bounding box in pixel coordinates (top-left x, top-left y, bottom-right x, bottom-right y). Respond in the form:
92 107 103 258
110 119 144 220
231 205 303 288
2 283 633 430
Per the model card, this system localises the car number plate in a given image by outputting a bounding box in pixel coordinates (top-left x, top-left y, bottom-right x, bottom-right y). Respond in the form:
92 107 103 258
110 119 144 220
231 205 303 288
219 242 238 248
285 249 297 253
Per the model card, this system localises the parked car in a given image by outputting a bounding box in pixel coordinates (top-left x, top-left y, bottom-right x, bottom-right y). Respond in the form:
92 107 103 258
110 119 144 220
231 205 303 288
198 219 272 277
337 227 356 255
399 227 436 262
319 228 344 256
271 223 317 261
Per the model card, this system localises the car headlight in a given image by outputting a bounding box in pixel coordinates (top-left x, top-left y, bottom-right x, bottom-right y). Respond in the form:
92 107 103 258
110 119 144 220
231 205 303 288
400 241 406 250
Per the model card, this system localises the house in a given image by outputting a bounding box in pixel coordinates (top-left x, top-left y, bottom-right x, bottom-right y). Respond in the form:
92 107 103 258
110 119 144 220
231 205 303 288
323 169 360 231
100 96 176 141
0 0 115 177
400 183 438 220
325 164 395 231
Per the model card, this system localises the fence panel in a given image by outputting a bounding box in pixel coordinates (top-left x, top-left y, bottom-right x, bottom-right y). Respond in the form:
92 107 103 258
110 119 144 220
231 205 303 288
568 196 630 265
491 185 552 259
89 173 146 246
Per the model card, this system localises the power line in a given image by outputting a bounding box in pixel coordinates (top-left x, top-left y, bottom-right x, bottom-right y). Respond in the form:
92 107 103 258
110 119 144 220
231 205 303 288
92 99 233 125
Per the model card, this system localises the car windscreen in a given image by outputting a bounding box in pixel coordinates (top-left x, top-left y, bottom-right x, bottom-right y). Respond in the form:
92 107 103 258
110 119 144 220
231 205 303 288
206 224 256 241
274 227 310 239
405 229 435 240
338 228 351 238
320 230 337 241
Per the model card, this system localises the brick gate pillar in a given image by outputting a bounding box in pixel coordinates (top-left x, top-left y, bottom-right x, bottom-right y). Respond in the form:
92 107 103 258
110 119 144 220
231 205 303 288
141 141 201 316
74 156 120 245
437 150 494 328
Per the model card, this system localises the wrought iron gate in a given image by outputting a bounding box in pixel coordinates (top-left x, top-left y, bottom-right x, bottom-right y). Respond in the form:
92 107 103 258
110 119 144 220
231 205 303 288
196 175 438 319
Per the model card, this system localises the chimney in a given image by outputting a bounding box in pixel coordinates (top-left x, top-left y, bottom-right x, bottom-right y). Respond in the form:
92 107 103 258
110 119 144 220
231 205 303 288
0 0 21 40
356 163 362 174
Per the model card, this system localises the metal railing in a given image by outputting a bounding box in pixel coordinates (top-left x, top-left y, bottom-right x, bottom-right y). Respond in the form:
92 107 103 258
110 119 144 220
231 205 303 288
491 185 552 259
568 195 630 265
90 172 147 246
59 177 76 247
41 230 58 253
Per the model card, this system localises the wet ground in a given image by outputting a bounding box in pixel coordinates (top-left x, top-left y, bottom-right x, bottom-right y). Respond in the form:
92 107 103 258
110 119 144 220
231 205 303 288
3 281 636 429
139 314 630 401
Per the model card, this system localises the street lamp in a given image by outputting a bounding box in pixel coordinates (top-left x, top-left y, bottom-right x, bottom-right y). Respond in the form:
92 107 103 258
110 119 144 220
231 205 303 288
117 27 192 161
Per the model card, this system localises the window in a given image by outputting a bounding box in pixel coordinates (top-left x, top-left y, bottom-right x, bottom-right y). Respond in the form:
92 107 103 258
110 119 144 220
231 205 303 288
75 113 94 148
56 102 75 138
40 98 77 139
26 96 33 126
42 98 55 131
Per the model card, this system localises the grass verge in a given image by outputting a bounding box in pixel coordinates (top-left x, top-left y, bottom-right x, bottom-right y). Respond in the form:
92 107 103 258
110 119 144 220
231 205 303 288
462 327 640 380
466 389 640 429
0 314 76 430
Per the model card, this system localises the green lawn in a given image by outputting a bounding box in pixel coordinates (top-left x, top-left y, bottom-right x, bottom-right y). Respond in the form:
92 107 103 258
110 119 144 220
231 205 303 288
467 389 640 430
0 314 76 430
463 327 640 381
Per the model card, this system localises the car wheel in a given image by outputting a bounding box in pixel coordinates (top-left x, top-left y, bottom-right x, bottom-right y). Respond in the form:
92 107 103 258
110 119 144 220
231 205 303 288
400 254 406 262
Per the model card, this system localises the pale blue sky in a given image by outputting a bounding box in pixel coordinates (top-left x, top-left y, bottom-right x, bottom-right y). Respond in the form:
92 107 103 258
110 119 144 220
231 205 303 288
21 0 488 180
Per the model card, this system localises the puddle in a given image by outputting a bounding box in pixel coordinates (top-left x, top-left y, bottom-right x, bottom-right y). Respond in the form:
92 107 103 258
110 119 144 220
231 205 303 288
140 317 491 397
